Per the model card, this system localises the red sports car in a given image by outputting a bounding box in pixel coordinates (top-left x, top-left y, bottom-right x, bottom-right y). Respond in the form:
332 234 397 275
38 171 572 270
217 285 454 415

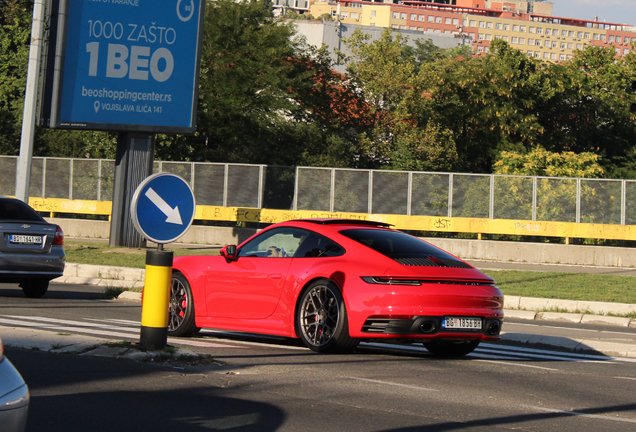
168 219 503 356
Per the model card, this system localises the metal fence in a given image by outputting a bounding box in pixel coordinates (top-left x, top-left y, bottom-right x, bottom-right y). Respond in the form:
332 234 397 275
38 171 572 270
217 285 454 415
1 155 635 226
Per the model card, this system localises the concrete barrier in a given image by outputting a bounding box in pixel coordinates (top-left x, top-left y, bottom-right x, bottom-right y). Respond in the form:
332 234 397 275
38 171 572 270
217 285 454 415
48 218 636 268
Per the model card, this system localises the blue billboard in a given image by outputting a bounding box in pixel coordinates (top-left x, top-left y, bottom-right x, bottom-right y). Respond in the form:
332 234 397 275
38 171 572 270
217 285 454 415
42 0 204 134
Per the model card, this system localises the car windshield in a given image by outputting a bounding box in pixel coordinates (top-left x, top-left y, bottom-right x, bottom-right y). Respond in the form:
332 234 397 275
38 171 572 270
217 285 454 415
339 229 472 268
0 199 45 222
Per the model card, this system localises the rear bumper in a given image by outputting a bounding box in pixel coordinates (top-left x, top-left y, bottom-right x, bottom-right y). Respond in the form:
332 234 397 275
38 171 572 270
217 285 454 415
344 278 504 340
0 247 65 282
0 358 29 432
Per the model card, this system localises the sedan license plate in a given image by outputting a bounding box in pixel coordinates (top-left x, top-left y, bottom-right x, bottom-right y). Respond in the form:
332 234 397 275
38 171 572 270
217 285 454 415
442 317 482 330
9 235 43 245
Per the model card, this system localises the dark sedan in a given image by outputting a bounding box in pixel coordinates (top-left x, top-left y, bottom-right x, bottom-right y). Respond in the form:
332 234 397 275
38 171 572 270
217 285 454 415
0 197 65 298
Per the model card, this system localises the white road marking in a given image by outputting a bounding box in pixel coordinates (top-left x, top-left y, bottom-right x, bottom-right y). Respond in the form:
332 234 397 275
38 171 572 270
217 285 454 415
614 376 636 381
520 404 636 424
345 376 438 392
473 359 559 371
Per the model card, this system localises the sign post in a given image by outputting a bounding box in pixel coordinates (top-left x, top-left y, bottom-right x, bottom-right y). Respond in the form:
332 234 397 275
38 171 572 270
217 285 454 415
131 173 196 349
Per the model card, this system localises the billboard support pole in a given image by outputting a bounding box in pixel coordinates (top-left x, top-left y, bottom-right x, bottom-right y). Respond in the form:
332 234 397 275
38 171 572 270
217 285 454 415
16 0 47 203
109 133 155 247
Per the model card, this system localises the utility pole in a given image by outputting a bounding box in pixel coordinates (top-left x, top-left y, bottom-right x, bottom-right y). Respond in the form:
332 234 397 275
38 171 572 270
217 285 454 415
15 0 46 203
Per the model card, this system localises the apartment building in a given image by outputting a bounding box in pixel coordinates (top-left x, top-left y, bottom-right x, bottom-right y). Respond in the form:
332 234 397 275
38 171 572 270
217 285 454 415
308 1 636 62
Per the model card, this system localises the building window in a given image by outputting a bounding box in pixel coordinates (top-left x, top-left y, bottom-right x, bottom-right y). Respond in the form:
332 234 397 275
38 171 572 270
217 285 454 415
479 21 485 28
410 14 417 21
469 32 475 39
567 43 573 49
527 51 533 56
503 36 508 41
392 24 398 29
561 42 566 49
567 54 572 60
485 47 490 53
617 36 622 43
528 38 535 45
625 49 631 55
445 17 452 24
428 16 434 23
393 12 399 19
593 33 599 40
552 41 558 48
577 32 583 39
371 10 376 18
435 16 442 23
485 34 492 41
609 35 615 42
427 28 433 32
400 25 406 29
600 34 606 41
615 48 621 54
340 12 348 18
519 37 525 44
350 12 358 19
418 14 424 21
529 26 536 33
469 20 476 27
504 24 509 31
568 31 574 37
453 18 459 25
520 25 526 32
494 35 501 40
513 25 519 31
561 30 567 37
400 13 407 20
584 32 590 39
537 27 543 34
486 22 493 29
478 33 484 40
559 54 566 61
496 23 502 30
477 46 484 52
551 53 556 59
545 29 551 36
512 37 518 44
534 52 540 58
544 52 550 59
536 40 542 46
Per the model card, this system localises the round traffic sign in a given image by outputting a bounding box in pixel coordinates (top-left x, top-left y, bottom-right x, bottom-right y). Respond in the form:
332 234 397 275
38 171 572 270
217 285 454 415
131 173 196 244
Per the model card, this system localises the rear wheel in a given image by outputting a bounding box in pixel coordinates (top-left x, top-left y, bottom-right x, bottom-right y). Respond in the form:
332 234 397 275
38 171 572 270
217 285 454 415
295 279 359 354
422 339 480 357
21 280 49 298
168 272 200 337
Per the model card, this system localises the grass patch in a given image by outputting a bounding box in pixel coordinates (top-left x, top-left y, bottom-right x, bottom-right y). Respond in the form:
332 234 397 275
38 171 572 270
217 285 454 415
485 270 636 304
65 241 220 269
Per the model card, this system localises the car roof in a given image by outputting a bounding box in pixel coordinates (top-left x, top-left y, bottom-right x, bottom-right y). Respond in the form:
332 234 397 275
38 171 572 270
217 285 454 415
294 218 393 229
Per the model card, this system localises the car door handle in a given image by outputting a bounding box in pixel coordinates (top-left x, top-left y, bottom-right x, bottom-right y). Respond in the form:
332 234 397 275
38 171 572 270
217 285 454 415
269 274 283 280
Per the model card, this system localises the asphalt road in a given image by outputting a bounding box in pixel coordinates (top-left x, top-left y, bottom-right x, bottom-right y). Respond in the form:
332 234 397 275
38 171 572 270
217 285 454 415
2 282 636 431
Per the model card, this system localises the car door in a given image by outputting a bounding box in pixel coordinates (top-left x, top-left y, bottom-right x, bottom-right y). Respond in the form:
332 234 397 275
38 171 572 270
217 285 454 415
206 227 307 319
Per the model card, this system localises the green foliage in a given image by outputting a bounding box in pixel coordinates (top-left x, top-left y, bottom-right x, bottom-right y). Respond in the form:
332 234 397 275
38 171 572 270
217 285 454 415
494 147 604 178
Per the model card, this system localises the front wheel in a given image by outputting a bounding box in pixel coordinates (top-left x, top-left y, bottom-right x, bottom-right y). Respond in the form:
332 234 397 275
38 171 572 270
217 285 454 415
168 272 200 337
422 339 480 357
295 279 359 354
21 280 49 298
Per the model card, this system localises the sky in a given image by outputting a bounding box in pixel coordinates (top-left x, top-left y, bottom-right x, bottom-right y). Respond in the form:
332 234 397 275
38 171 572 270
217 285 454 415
549 0 636 25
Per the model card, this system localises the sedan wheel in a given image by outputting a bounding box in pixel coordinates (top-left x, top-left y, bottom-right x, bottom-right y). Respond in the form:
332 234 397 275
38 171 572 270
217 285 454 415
168 273 200 337
422 339 480 357
296 280 359 354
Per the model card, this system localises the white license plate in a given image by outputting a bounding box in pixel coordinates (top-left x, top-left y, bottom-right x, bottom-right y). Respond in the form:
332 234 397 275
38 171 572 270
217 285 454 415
442 317 482 329
9 235 43 245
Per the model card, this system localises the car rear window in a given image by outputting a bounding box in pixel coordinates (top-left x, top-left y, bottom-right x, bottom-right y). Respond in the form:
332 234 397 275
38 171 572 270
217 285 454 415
0 199 45 222
339 229 472 268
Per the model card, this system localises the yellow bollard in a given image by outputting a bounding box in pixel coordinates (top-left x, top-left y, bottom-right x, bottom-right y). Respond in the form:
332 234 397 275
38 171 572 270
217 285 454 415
140 249 173 350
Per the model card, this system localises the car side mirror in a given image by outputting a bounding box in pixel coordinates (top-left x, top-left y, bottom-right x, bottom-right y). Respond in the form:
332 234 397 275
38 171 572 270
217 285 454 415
220 245 237 261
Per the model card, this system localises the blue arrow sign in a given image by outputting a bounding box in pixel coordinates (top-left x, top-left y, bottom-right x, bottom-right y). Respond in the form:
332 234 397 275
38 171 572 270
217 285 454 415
131 173 195 244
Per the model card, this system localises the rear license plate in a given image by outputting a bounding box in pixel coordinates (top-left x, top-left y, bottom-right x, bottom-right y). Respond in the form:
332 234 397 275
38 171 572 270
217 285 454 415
9 235 43 245
442 317 482 329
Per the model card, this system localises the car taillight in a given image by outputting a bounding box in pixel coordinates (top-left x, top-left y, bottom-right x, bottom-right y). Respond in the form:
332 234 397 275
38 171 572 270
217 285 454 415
53 225 64 246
